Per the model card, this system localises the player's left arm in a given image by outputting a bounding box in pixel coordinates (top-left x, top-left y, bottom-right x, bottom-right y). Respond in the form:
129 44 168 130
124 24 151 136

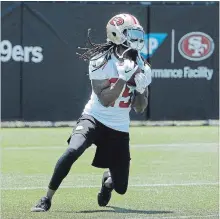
132 86 149 114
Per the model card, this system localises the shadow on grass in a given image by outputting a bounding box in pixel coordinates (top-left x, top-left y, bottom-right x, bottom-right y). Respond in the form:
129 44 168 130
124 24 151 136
55 206 173 215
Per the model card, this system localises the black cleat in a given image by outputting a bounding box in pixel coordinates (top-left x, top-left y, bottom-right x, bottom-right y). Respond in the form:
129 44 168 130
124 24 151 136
31 196 51 212
98 171 113 207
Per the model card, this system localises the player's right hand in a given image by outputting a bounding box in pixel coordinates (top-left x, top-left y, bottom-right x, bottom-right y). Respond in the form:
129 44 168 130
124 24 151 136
116 59 138 81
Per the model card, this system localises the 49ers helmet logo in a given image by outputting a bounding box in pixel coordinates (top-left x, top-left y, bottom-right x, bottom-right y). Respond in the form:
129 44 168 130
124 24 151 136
110 17 124 26
178 32 215 61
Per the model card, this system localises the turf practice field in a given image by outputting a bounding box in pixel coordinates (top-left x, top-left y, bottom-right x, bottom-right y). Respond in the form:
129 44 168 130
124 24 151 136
1 126 219 219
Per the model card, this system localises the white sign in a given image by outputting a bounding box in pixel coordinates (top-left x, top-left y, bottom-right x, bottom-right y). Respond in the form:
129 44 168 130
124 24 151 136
152 66 213 80
178 32 215 61
0 40 43 63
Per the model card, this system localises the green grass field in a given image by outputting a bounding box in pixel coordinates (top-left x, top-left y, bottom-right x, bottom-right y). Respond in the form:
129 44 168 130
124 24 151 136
1 126 219 219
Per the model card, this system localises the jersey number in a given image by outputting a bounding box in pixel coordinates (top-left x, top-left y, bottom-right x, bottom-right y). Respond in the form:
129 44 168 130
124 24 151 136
109 78 132 108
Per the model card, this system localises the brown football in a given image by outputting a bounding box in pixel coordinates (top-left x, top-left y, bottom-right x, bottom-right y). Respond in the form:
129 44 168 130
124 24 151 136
127 67 142 87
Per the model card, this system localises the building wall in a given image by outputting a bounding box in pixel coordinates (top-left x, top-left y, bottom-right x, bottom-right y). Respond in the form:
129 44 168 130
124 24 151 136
1 2 219 121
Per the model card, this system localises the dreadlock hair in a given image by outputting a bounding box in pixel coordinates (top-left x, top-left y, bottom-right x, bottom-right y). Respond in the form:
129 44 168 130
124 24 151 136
76 29 115 68
76 29 150 69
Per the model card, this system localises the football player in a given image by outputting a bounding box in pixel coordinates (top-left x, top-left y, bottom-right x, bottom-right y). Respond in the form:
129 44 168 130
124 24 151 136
32 13 152 212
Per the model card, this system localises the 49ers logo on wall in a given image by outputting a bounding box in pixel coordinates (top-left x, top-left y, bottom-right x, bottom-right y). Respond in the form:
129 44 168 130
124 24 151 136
110 17 124 26
178 32 215 61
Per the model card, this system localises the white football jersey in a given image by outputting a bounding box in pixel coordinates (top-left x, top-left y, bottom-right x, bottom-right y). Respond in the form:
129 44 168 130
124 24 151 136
83 53 150 132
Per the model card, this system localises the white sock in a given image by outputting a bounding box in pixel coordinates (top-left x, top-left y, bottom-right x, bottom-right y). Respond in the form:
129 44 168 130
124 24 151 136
46 189 55 200
104 177 113 188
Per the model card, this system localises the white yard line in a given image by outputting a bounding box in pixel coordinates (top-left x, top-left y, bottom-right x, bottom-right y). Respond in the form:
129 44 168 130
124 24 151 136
1 182 218 191
3 143 218 150
133 143 218 147
152 215 218 219
3 146 68 150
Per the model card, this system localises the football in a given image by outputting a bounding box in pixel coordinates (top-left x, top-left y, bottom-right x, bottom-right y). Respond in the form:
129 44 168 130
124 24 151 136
127 66 142 87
